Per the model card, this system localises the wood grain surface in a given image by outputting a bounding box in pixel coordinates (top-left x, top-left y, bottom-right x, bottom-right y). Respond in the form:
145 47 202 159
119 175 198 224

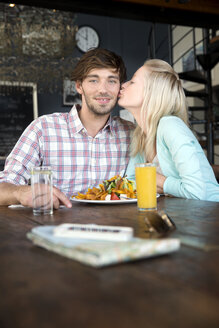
0 196 219 328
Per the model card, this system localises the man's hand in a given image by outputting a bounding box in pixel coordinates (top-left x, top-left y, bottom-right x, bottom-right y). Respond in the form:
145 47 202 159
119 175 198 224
14 185 33 207
16 185 72 209
52 186 72 209
0 182 72 208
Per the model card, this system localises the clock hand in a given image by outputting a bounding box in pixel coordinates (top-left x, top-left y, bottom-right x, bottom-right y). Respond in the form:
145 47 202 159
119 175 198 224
77 32 87 41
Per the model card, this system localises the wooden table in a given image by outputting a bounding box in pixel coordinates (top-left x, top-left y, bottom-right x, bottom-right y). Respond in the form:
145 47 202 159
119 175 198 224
0 196 219 328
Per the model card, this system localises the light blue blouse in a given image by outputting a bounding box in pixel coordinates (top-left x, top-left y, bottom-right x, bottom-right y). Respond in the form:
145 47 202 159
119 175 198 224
126 116 219 202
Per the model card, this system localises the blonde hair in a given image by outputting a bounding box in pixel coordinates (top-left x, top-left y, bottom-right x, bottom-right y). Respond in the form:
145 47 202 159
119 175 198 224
131 59 188 161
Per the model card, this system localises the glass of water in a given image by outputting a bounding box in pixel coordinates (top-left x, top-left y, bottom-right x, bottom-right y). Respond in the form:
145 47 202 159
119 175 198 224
31 166 53 215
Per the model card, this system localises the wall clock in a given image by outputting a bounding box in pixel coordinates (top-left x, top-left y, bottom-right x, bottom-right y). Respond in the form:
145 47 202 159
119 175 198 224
75 25 100 53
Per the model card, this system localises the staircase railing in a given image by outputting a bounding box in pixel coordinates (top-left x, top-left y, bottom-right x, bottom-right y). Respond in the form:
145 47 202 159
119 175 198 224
148 24 218 164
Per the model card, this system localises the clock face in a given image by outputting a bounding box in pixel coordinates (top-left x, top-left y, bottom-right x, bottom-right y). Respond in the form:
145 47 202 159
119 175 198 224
76 26 100 53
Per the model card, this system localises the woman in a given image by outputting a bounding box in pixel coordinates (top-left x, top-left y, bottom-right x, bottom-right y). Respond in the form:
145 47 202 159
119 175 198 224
118 59 219 201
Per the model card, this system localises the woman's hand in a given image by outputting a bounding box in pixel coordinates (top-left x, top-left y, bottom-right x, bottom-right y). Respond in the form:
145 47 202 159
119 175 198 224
156 173 166 194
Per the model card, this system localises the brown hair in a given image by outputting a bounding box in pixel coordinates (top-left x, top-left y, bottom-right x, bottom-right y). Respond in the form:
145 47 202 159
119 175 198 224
71 48 127 83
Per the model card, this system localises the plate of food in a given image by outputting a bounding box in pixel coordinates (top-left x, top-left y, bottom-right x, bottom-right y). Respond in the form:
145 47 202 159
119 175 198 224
72 198 137 205
71 175 137 204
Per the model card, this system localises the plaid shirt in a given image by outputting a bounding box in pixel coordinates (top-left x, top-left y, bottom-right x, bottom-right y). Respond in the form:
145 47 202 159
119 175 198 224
0 106 134 196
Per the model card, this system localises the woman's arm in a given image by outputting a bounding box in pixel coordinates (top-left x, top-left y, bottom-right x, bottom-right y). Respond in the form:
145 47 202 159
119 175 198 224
125 153 145 181
212 164 219 182
156 173 166 194
157 117 209 200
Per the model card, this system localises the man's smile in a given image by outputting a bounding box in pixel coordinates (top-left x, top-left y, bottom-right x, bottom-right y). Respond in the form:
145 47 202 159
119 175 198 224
95 97 111 104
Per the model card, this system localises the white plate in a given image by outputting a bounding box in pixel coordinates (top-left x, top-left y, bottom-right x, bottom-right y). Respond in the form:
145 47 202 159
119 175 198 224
71 194 160 205
71 198 137 205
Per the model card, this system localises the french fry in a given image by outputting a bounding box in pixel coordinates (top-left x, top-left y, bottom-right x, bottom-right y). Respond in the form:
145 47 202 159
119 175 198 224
111 189 126 194
99 184 105 191
76 193 87 199
109 176 117 181
86 194 97 200
100 192 108 200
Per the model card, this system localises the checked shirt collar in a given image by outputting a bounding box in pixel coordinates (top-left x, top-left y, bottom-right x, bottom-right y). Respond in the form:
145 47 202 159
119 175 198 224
67 104 115 138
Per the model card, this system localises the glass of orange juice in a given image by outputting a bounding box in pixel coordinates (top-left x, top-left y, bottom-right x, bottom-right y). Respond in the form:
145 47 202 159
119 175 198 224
135 163 157 211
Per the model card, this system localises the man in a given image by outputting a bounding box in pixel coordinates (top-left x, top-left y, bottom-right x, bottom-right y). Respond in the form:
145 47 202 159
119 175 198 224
0 48 134 208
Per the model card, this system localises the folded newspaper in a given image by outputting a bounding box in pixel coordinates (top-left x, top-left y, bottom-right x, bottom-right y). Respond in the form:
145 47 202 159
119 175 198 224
27 225 180 268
